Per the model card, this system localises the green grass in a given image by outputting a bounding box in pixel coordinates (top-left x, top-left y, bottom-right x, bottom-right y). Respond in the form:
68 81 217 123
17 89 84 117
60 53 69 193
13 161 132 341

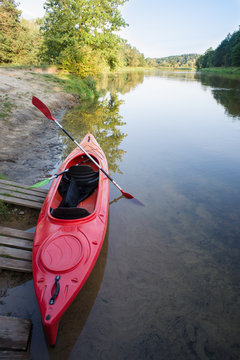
0 200 10 221
34 72 98 99
0 94 16 121
199 67 240 75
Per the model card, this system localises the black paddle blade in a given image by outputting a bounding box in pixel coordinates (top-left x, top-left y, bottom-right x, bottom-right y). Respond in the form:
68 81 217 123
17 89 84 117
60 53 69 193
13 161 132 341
32 96 55 121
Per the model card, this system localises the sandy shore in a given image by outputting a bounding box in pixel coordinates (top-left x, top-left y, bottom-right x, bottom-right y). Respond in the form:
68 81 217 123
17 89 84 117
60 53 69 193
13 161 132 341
0 67 78 184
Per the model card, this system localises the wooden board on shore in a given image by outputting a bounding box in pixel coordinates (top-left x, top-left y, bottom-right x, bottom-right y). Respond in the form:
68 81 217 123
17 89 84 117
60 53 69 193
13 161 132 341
0 351 31 360
0 226 33 273
0 315 32 351
0 179 47 210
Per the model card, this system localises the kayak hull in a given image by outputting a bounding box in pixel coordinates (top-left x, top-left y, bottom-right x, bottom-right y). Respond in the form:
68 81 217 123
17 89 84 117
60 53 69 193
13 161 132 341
32 134 109 346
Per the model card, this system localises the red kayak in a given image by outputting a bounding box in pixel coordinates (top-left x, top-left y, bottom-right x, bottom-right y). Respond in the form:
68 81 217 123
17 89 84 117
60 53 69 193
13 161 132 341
32 134 109 346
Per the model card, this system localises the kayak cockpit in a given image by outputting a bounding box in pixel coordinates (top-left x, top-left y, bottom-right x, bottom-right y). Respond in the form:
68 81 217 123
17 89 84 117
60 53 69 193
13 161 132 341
50 156 99 219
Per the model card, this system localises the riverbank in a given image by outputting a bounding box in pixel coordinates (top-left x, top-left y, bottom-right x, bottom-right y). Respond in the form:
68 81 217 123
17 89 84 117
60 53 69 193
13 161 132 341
198 67 240 75
0 67 97 184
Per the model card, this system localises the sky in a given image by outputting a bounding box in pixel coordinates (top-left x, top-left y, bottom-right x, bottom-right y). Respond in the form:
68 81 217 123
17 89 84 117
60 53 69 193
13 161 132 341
17 0 240 58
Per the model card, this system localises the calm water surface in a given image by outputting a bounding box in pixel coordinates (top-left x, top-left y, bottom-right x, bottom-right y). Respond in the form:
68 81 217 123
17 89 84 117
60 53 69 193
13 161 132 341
2 70 240 359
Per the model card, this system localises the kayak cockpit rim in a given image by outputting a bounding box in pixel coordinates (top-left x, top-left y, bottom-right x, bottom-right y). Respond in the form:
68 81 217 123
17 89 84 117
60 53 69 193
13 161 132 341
47 153 103 223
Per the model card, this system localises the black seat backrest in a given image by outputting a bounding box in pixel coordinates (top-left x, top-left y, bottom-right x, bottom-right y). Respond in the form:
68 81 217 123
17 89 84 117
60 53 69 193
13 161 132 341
51 164 99 219
51 207 90 219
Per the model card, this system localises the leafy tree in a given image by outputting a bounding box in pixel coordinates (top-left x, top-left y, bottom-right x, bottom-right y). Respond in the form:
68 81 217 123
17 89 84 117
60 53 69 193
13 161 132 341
0 1 42 64
196 48 214 68
146 58 158 67
0 0 22 63
41 0 128 74
117 42 146 68
232 42 240 66
197 28 240 69
151 54 199 68
230 31 240 66
12 19 42 64
213 36 230 67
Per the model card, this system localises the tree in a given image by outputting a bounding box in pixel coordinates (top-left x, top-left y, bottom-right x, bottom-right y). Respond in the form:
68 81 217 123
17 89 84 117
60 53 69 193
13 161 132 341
41 0 128 74
232 42 240 66
0 0 22 63
12 19 42 64
230 31 240 66
213 35 230 67
118 42 146 67
197 28 240 69
199 47 214 68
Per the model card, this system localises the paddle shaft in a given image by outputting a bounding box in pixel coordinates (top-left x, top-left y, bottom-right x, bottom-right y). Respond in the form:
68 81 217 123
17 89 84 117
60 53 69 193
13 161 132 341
55 120 123 192
32 96 133 198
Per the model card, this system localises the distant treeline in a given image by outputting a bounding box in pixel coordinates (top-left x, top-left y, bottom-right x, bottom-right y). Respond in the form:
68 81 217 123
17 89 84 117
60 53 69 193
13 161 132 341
0 0 147 76
196 30 240 69
146 54 199 68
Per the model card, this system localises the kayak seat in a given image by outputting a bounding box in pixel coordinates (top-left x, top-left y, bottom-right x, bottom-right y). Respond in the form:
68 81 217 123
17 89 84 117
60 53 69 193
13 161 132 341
50 207 90 219
51 164 99 219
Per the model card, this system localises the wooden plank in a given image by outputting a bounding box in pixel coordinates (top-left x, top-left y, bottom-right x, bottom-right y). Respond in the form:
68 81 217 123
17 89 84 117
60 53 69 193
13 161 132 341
0 183 46 199
0 351 31 360
0 257 32 272
0 246 32 261
0 227 34 240
0 315 32 351
0 236 33 250
0 188 45 203
0 179 48 194
0 194 43 209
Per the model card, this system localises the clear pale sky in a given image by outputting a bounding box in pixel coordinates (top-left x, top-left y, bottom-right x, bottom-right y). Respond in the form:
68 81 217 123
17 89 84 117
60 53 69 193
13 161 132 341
18 0 240 58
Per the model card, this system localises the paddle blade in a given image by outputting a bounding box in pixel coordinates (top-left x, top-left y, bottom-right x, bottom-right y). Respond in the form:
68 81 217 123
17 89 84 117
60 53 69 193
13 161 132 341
121 189 134 199
28 178 51 188
32 96 55 121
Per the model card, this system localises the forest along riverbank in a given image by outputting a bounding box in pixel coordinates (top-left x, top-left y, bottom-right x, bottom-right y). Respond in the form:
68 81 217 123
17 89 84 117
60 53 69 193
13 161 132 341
0 67 79 184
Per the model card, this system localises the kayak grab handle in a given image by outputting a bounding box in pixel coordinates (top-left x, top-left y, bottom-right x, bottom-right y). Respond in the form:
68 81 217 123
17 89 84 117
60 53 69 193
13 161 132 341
49 275 61 305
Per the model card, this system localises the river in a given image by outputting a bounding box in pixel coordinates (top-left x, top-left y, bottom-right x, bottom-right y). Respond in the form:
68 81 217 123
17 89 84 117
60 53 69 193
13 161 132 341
1 69 240 359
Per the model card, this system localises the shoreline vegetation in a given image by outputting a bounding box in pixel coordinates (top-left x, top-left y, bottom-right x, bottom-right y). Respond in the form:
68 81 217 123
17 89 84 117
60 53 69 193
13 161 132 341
2 0 239 100
198 67 240 75
1 1 240 81
1 1 240 186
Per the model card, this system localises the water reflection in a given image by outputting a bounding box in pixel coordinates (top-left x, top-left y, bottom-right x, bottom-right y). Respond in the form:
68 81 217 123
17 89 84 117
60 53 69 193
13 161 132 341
31 71 240 359
97 71 145 94
195 72 240 119
2 69 240 359
61 93 127 173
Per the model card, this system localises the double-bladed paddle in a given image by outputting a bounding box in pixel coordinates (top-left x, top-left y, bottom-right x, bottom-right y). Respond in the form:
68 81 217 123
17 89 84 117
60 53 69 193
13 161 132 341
32 96 134 199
